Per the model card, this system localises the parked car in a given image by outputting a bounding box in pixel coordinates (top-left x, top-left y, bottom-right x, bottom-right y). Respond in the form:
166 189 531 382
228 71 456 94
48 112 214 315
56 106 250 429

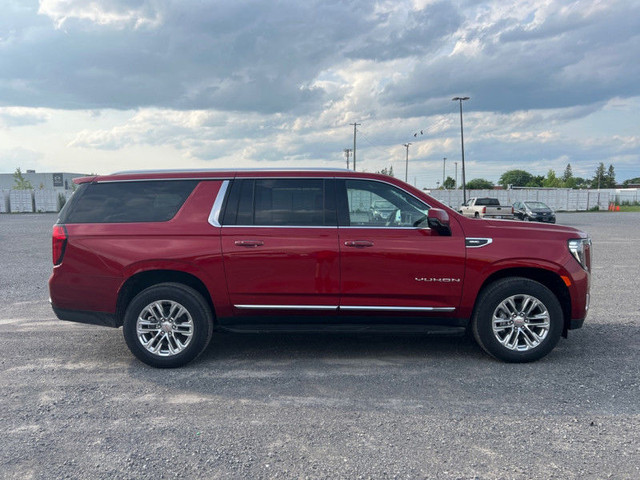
50 169 591 367
459 197 514 219
513 201 556 223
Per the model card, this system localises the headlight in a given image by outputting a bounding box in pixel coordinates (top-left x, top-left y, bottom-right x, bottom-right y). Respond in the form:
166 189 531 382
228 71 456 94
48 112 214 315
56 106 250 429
568 238 592 271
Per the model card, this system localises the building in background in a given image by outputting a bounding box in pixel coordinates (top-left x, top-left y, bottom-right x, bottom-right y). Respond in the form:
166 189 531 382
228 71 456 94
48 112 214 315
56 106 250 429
0 171 88 213
0 171 87 192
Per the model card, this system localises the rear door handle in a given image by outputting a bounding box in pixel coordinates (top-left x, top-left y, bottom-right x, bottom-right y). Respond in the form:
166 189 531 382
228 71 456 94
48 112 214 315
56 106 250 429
344 240 374 248
234 240 264 247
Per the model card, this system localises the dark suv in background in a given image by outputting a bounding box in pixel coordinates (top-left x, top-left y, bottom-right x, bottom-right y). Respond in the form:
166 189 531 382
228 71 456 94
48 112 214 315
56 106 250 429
513 201 556 223
50 169 590 367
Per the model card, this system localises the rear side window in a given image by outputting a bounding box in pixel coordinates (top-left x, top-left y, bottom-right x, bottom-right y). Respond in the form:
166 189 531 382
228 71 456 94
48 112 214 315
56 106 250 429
60 180 198 223
222 179 336 226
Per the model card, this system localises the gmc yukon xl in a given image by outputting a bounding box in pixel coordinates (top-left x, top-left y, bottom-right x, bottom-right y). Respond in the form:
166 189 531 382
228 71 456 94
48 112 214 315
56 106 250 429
49 169 591 367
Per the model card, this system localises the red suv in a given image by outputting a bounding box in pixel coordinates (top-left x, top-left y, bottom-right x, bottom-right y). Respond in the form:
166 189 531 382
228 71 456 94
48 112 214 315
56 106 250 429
49 170 591 367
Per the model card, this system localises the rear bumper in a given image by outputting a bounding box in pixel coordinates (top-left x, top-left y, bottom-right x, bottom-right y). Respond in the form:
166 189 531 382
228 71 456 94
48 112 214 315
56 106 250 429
52 304 119 328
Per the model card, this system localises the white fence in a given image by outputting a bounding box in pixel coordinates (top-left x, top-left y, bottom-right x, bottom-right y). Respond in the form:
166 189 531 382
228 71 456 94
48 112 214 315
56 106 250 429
9 190 34 213
428 188 616 211
34 189 60 212
0 190 9 213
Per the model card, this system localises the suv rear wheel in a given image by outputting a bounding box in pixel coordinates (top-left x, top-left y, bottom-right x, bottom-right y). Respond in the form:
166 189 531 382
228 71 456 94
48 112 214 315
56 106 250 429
472 277 563 362
123 283 213 368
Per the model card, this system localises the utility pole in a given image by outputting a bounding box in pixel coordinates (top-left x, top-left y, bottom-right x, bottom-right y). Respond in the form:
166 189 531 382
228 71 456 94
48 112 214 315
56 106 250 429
350 123 361 171
443 157 447 187
343 149 352 169
452 96 470 203
403 143 412 182
454 162 458 189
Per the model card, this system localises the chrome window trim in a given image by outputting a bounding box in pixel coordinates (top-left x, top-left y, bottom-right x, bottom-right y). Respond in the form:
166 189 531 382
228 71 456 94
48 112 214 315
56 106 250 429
205 176 438 229
235 304 339 311
208 180 230 228
340 306 455 312
465 238 493 248
97 177 231 183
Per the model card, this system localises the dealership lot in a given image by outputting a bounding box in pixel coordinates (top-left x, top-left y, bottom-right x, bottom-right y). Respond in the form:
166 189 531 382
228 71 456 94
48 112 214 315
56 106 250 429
1 213 638 479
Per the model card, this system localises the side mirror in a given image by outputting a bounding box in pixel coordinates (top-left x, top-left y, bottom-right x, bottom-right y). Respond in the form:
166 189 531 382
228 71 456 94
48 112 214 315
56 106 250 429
427 208 451 236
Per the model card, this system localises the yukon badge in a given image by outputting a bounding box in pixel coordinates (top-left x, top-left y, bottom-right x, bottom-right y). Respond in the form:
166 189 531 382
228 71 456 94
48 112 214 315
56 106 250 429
415 277 461 283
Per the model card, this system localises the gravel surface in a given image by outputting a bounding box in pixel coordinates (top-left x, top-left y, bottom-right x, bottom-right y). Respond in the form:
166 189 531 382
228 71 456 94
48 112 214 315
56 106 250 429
1 212 638 479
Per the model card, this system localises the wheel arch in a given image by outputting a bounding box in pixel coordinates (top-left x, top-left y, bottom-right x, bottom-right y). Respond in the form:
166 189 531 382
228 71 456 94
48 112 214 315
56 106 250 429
473 267 572 337
116 270 216 327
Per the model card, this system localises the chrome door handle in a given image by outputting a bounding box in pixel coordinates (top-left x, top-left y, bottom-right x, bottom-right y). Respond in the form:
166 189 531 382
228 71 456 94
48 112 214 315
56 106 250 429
344 240 374 248
234 240 264 247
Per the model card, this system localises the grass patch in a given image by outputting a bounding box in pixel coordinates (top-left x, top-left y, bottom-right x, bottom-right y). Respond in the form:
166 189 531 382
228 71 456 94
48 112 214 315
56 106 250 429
618 205 640 212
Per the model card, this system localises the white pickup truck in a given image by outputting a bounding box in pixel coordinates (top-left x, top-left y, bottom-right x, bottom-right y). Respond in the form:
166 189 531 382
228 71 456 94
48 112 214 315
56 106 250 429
459 197 514 219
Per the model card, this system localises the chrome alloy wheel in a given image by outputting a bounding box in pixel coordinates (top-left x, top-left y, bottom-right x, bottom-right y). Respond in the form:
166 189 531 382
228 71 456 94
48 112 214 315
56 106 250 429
491 294 550 351
136 300 194 356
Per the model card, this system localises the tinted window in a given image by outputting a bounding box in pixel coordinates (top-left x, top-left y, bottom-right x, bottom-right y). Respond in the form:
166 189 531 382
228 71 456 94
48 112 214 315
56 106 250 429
341 180 429 227
476 198 500 206
223 179 336 226
61 180 198 223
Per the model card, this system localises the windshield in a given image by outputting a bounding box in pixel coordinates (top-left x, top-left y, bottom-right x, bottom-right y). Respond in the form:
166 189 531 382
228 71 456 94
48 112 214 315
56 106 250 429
525 202 550 209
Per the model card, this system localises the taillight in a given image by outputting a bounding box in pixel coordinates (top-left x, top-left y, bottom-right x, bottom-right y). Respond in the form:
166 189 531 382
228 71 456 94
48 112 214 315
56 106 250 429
511 206 514 214
52 224 67 265
482 206 486 214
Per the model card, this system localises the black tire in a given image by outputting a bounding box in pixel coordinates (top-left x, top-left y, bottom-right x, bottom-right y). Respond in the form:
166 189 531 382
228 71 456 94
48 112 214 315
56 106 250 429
474 212 480 218
472 277 563 363
524 216 531 222
123 283 214 368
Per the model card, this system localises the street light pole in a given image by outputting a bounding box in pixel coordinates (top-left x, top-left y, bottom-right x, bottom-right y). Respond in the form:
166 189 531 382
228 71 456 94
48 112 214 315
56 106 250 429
452 96 470 203
454 161 458 189
343 148 352 169
350 123 361 171
443 157 446 187
403 143 412 182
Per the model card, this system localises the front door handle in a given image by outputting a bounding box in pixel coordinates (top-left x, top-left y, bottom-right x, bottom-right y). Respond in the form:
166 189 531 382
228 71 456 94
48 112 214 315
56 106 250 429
344 240 374 248
234 240 264 247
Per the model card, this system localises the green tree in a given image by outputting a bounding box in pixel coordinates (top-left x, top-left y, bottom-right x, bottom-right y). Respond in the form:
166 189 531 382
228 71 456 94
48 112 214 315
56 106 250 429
466 178 494 190
13 168 33 190
622 177 640 187
572 177 589 189
499 169 534 188
562 163 573 183
604 164 616 188
376 166 395 177
443 176 456 189
526 175 545 187
543 169 563 188
593 163 606 188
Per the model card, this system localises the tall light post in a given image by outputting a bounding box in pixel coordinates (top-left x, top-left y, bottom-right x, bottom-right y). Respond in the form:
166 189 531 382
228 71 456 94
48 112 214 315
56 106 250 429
343 148 352 169
350 123 360 171
442 157 446 187
454 161 458 189
403 143 412 182
452 96 470 203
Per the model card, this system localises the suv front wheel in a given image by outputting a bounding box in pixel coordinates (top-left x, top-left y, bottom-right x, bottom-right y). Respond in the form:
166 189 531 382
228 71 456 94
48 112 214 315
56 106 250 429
472 277 563 362
123 283 214 368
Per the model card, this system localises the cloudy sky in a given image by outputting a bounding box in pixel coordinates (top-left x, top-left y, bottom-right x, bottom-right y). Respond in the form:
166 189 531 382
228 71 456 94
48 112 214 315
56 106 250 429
1 0 638 187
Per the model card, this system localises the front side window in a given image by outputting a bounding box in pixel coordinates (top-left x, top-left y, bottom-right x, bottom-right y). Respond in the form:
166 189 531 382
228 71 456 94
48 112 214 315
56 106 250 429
222 179 336 226
341 180 429 227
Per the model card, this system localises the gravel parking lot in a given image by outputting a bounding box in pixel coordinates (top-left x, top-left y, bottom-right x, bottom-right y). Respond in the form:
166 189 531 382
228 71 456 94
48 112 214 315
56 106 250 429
1 212 638 479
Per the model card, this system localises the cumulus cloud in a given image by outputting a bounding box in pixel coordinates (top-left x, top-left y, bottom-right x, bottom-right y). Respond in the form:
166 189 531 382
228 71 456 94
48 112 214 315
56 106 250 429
0 0 637 181
0 107 50 128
